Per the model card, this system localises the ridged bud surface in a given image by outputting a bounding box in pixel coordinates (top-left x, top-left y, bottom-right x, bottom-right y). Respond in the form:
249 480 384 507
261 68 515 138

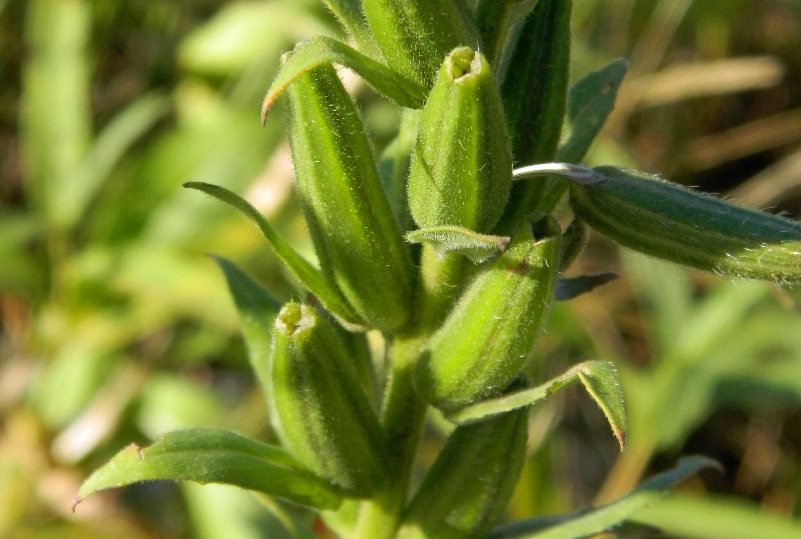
396 408 529 539
570 166 801 283
408 47 513 233
362 0 479 89
285 62 414 331
415 219 559 412
269 303 388 496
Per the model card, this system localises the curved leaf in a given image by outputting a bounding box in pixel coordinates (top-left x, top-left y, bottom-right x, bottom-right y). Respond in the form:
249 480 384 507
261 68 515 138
448 361 627 450
406 227 511 263
75 428 343 510
185 182 363 328
261 36 426 122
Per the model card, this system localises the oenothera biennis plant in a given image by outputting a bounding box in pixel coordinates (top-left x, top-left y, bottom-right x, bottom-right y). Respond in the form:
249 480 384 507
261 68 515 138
78 1 801 537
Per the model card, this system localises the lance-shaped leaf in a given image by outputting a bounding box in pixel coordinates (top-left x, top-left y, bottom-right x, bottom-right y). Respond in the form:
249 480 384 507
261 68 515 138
557 58 628 163
569 166 801 283
529 59 629 214
185 182 363 327
260 36 426 122
406 227 511 263
75 428 343 511
321 0 381 58
487 456 720 539
212 256 280 400
447 361 627 450
497 0 572 232
553 272 619 301
474 0 518 66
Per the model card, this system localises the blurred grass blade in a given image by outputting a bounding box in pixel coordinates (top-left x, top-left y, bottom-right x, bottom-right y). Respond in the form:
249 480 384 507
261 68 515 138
448 361 627 450
65 93 170 227
406 227 511 263
21 0 92 228
497 0 572 231
557 58 628 163
488 456 719 539
632 494 801 539
212 256 281 401
553 273 618 301
185 182 363 327
260 36 426 122
76 428 343 510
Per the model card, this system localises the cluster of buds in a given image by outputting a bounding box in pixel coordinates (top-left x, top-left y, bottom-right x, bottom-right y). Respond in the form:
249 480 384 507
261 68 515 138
174 0 801 536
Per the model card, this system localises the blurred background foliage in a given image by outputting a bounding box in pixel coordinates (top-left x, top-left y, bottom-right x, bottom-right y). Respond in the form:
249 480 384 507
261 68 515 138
1 0 801 537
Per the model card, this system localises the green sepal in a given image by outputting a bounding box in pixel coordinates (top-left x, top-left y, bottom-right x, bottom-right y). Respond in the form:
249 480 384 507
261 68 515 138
414 218 559 413
269 303 388 497
320 0 382 58
497 0 572 232
396 408 529 539
570 166 801 283
260 37 426 122
557 218 588 271
212 256 280 402
362 0 480 90
285 63 415 331
184 182 363 328
75 428 343 511
408 47 513 233
447 361 627 450
406 226 511 263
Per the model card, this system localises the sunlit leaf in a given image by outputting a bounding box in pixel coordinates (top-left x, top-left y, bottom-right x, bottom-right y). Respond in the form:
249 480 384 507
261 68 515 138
76 428 343 510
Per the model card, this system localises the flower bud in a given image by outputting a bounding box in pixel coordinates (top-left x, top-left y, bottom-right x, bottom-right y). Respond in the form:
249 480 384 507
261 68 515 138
285 62 414 331
269 303 388 496
362 0 479 90
415 218 559 412
407 47 513 234
570 166 801 283
397 408 529 539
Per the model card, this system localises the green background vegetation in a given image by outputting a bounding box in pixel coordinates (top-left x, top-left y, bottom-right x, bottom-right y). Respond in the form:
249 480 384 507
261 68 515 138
2 0 801 537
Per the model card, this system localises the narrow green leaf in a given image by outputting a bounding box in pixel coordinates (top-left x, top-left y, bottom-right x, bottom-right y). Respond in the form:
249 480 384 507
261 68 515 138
553 272 618 301
75 428 343 510
379 109 421 233
184 182 363 328
260 36 426 122
448 361 626 449
65 93 170 226
557 58 627 163
474 0 518 66
212 256 281 400
488 456 720 539
406 227 511 263
497 0 572 232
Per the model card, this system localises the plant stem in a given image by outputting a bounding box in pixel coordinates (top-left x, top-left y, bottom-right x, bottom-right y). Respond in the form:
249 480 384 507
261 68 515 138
355 246 464 539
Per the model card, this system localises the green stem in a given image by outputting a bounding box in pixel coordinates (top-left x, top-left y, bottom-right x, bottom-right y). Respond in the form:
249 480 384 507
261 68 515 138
355 246 464 539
